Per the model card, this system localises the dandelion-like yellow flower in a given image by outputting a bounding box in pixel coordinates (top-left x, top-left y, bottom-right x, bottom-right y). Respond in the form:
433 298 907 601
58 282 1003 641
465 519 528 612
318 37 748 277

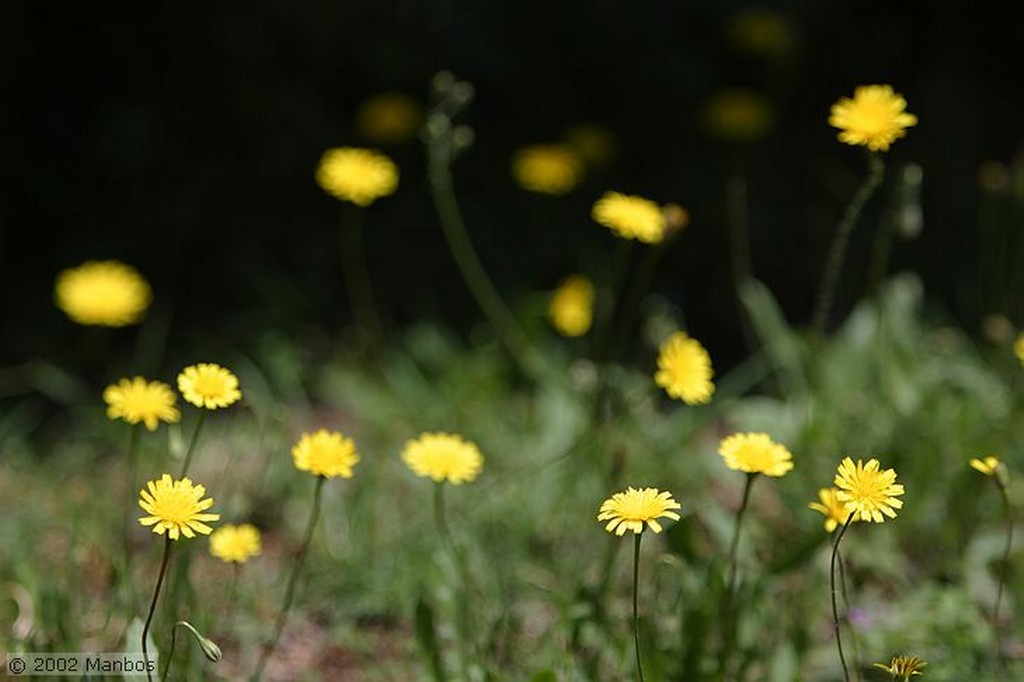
829 85 917 152
969 456 1002 477
654 331 715 404
315 147 399 206
209 523 262 563
511 144 584 195
808 487 856 533
138 474 219 540
598 487 682 536
1013 332 1024 365
873 655 927 680
592 191 666 244
292 429 360 479
703 89 775 142
549 274 594 337
104 377 180 431
354 92 422 144
402 432 483 484
54 260 152 327
177 363 242 410
718 432 793 477
834 457 905 523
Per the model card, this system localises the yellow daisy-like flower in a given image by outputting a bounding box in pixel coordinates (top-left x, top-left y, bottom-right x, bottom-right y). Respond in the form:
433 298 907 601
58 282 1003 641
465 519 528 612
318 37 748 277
511 144 584 195
654 331 715 404
177 363 242 410
873 655 927 680
808 487 856 533
401 432 484 484
718 432 793 477
103 377 180 431
969 455 1001 477
597 486 682 536
829 84 917 152
209 523 262 563
54 260 152 327
592 191 666 244
834 457 905 523
1013 332 1024 365
549 274 594 337
315 147 399 206
291 429 360 479
354 92 422 144
138 474 219 541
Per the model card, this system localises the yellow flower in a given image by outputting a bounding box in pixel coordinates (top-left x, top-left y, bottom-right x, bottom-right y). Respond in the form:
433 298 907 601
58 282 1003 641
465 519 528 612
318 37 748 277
808 487 856 533
354 92 422 144
834 457 905 523
315 147 399 206
592 191 666 244
209 523 262 563
873 655 927 680
54 260 152 327
177 363 242 410
718 432 793 477
598 486 681 536
401 432 483 484
549 275 594 337
829 85 917 152
1013 332 1024 365
292 429 360 479
969 456 1002 477
138 474 219 540
511 144 584 195
654 331 715 404
703 89 775 142
103 377 180 431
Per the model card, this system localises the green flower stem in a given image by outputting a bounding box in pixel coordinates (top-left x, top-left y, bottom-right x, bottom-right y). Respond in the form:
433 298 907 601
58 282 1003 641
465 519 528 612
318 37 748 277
720 473 757 677
994 480 1014 675
432 482 472 678
813 153 885 336
253 476 325 681
830 513 856 682
123 425 141 604
609 241 671 362
837 551 862 669
142 536 174 682
179 412 207 478
339 205 384 344
162 621 220 682
593 240 635 363
632 532 645 682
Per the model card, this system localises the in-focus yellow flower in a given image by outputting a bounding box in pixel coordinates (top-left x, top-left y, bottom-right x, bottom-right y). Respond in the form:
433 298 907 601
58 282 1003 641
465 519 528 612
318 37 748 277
177 363 242 410
654 331 715 404
354 92 422 144
563 123 616 168
592 191 666 244
512 144 584 195
718 432 793 477
402 432 483 484
138 474 219 540
292 429 360 479
873 655 927 680
703 89 775 142
829 85 917 152
834 457 905 523
598 486 681 536
549 274 594 337
104 377 180 431
209 523 262 563
969 456 1002 477
1013 332 1024 365
808 487 856 533
315 147 398 206
55 260 152 327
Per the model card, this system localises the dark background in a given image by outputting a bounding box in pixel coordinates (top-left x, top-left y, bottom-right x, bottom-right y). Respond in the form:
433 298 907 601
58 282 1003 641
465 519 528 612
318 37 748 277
3 1 1024 375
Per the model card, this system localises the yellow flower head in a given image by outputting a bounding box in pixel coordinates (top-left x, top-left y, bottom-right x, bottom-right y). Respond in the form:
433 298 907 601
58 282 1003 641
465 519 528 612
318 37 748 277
829 84 917 152
402 432 484 484
354 92 422 144
549 274 594 337
1013 332 1024 365
292 429 360 479
512 144 584 195
177 363 242 410
209 523 262 563
654 331 715 404
138 474 219 540
808 487 856 533
598 486 682 536
103 377 180 431
873 655 927 680
718 432 793 477
55 260 152 327
315 147 399 206
592 191 666 244
834 457 905 523
969 456 1008 487
703 89 775 142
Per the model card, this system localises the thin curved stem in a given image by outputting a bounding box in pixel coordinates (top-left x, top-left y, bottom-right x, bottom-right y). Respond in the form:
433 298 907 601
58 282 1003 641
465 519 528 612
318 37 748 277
720 473 757 677
339 206 384 344
179 412 207 478
142 537 174 682
633 532 645 682
830 514 855 682
837 551 862 670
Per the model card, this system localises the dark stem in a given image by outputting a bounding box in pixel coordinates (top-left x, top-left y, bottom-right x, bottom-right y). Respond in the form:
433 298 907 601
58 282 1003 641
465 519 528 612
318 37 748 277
830 514 856 682
123 425 141 607
179 412 207 478
432 482 472 677
720 473 757 677
994 481 1014 676
837 551 862 671
142 536 174 682
633 532 645 682
339 206 384 344
607 241 671 362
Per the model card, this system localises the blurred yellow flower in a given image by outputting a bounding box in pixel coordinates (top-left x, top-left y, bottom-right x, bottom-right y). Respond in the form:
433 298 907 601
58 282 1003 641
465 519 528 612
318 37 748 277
1013 332 1024 365
209 523 262 563
829 85 917 152
177 363 242 410
808 487 855 532
104 377 180 431
315 147 398 206
718 432 793 477
354 92 422 144
598 486 681 536
654 331 714 404
402 432 483 484
834 457 904 523
969 455 1001 477
728 8 796 57
873 655 927 680
138 474 219 540
512 144 584 195
549 274 594 337
592 191 666 244
55 260 151 327
292 429 360 479
563 123 617 168
703 89 775 142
